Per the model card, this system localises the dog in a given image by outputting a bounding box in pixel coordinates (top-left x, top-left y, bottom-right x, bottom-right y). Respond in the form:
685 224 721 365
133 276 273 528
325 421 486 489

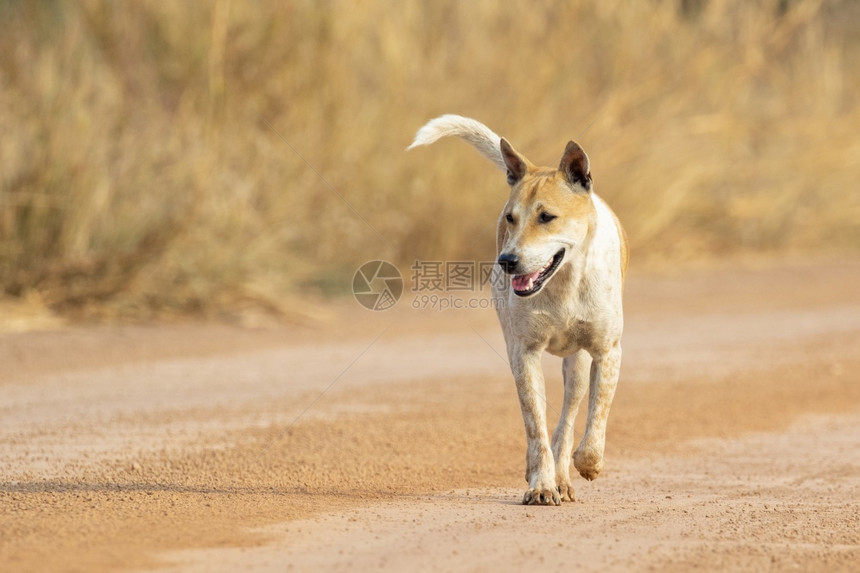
409 115 628 505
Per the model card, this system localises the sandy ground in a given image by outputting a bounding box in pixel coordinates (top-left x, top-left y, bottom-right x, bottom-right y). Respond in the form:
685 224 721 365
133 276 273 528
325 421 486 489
1 259 859 572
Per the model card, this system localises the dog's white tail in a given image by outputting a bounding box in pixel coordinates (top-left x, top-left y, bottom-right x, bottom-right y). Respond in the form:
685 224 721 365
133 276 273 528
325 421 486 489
407 114 506 172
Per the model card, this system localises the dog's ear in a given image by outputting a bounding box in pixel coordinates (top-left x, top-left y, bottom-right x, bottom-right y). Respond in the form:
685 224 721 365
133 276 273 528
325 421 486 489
558 141 592 192
500 138 528 186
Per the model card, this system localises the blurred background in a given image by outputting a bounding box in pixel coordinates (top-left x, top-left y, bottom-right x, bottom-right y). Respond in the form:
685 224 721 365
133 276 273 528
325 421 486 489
1 0 858 323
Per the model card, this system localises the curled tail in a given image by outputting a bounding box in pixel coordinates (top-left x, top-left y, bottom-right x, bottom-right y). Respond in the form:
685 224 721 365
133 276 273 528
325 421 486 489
407 114 506 172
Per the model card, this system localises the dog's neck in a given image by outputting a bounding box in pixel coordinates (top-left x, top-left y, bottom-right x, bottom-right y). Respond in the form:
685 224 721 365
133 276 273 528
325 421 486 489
546 247 587 299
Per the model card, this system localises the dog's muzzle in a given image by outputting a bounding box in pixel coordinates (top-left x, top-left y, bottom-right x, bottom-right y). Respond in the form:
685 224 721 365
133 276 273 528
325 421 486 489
497 253 520 274
504 249 566 297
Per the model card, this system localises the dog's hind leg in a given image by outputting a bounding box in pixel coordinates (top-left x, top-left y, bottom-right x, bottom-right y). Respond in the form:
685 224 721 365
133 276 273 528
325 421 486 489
510 347 561 506
551 349 591 501
574 343 622 481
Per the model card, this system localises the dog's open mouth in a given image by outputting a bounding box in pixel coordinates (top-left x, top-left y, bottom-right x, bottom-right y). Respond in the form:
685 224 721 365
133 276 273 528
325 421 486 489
510 249 565 297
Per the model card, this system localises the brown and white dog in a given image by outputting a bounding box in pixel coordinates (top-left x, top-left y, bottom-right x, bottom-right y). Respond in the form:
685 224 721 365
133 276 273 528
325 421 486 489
409 115 628 505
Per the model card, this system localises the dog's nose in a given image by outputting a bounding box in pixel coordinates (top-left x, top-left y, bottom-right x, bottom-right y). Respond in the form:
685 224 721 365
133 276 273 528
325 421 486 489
497 253 520 274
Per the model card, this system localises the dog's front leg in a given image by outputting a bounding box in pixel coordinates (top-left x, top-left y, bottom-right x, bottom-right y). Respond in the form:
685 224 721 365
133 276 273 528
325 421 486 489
574 343 621 481
551 349 590 501
510 347 560 506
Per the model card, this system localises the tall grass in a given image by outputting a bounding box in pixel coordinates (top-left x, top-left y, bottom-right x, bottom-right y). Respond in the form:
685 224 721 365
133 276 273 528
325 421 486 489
1 0 858 319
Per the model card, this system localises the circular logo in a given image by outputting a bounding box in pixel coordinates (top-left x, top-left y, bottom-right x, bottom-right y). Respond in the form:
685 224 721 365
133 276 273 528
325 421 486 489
352 260 403 311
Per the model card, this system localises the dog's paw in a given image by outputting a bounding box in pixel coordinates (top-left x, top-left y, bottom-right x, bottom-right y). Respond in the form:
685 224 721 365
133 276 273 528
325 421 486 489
573 448 604 481
556 482 575 502
522 487 562 506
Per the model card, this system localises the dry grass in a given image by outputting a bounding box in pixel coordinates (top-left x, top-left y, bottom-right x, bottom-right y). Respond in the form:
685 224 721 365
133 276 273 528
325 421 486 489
1 0 858 320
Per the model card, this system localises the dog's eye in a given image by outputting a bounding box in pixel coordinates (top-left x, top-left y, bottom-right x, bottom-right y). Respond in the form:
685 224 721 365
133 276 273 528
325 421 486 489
505 213 514 224
538 212 557 224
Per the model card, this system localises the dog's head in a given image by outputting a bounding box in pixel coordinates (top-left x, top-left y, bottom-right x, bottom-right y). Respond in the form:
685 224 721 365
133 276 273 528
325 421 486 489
497 139 597 297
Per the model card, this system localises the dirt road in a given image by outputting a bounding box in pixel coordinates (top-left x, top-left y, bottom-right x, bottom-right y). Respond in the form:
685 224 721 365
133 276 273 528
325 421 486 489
2 259 859 572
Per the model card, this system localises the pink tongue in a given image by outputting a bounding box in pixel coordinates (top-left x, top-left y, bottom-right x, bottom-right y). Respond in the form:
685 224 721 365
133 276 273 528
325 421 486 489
511 271 541 292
